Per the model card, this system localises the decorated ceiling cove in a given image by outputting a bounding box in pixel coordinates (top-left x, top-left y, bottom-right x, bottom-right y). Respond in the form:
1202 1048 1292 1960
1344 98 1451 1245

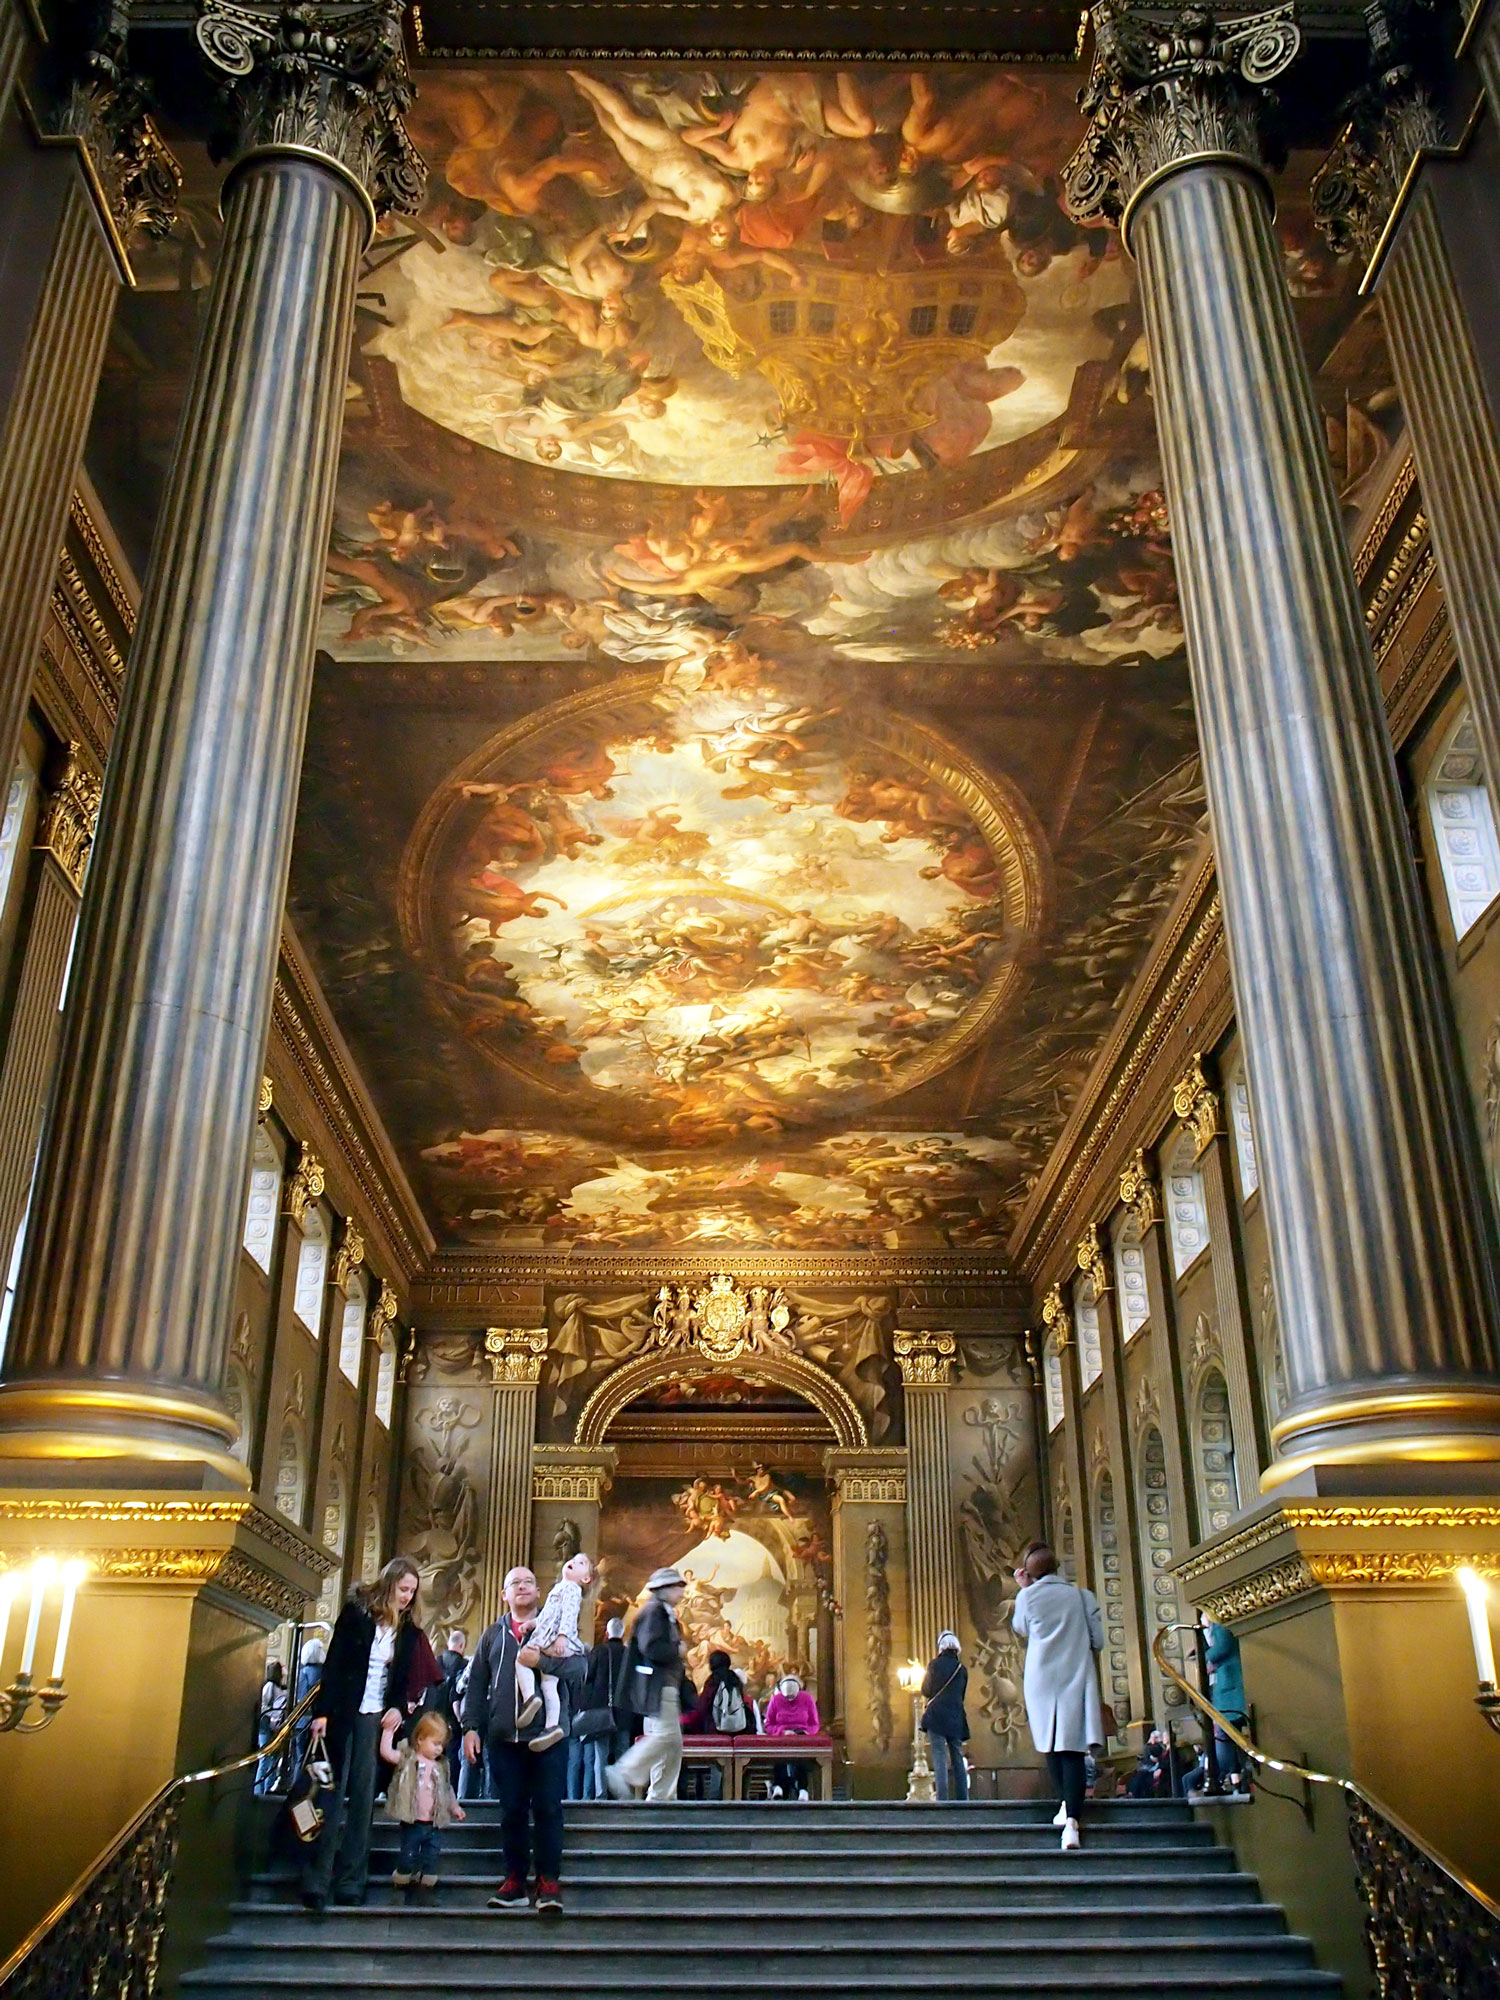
250 60 1394 1259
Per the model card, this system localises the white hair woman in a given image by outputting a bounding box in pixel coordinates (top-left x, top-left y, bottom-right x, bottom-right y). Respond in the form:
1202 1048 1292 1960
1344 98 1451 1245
1011 1543 1105 1850
921 1630 971 1801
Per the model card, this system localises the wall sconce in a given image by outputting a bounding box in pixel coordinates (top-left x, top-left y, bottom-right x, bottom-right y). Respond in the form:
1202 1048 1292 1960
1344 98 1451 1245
897 1657 936 1802
1456 1567 1500 1736
0 1558 87 1733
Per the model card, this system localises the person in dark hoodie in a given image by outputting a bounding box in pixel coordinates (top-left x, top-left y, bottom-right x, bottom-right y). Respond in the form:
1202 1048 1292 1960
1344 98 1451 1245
576 1615 629 1800
921 1630 971 1801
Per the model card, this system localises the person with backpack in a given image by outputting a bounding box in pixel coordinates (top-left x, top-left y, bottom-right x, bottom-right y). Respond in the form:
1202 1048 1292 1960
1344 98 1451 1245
683 1649 756 1798
573 1617 628 1801
920 1631 971 1801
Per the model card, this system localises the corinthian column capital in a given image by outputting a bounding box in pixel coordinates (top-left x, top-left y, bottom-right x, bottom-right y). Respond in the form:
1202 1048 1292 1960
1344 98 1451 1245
46 0 183 240
1063 2 1301 237
1309 0 1444 261
195 0 426 229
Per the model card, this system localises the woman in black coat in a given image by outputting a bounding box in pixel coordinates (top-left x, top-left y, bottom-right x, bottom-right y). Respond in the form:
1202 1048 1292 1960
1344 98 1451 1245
921 1630 971 1802
302 1555 442 1909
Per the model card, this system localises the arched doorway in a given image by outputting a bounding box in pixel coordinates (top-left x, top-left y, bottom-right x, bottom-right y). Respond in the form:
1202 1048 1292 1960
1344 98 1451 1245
588 1356 841 1732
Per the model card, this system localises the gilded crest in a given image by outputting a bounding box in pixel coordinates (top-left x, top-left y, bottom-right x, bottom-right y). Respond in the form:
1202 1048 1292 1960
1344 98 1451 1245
695 1273 751 1363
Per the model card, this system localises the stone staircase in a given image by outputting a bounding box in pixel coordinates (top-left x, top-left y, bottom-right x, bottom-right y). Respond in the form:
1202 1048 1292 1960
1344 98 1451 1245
180 1799 1343 1997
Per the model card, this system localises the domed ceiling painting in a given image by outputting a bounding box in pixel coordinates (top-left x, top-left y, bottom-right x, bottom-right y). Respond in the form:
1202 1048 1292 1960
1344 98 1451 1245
258 58 1394 1259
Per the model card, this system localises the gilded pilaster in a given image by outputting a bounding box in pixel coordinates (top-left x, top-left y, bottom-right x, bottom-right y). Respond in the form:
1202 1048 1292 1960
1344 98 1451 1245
0 748 98 1297
894 1330 960 1660
1174 1054 1269 1483
483 1328 546 1620
0 2 424 1480
1043 1283 1093 1582
1080 1234 1148 1732
1067 2 1500 1486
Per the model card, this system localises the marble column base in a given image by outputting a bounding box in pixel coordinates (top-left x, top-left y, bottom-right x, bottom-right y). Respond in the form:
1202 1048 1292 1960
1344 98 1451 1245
0 1489 334 1956
1176 1487 1500 1932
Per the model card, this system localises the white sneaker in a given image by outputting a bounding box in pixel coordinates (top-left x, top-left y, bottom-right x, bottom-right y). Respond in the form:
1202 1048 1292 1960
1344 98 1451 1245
1060 1819 1081 1851
797 1789 809 1802
771 1786 784 1799
1051 1804 1068 1828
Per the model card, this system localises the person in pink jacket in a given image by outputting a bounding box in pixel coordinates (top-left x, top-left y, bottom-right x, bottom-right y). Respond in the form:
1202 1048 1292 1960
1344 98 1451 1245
764 1673 820 1800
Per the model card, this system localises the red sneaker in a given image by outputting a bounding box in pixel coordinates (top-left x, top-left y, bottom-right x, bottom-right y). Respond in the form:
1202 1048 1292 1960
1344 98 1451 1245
534 1876 563 1915
487 1877 529 1911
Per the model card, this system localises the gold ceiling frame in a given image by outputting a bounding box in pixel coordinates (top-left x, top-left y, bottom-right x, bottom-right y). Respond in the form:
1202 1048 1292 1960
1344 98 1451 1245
397 667 1052 1113
574 1348 868 1450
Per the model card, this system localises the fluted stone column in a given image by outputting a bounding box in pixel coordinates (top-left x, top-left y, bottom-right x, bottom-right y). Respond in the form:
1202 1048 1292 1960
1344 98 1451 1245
0 749 98 1290
483 1329 547 1618
894 1331 960 1661
1043 1282 1093 1580
1066 4 1500 1488
0 2 423 1481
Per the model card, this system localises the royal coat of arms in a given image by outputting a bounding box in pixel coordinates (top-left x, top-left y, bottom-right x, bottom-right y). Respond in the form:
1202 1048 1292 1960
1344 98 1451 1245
651 1274 795 1364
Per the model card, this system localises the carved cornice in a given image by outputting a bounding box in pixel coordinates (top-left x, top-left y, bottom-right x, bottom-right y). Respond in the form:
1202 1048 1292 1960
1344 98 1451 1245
894 1328 957 1386
1199 1550 1500 1624
531 1445 617 1504
1171 1052 1222 1158
1353 450 1417 585
70 492 135 634
34 743 102 893
1177 1501 1500 1587
283 1141 325 1223
1310 0 1444 261
196 0 425 223
825 1447 909 1505
55 553 125 683
484 1325 548 1385
1063 2 1301 234
42 0 182 242
417 1251 1021 1304
1075 1223 1112 1296
331 1219 365 1291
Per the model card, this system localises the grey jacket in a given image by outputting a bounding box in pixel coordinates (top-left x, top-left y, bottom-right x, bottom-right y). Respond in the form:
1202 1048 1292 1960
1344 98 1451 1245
461 1616 587 1747
384 1743 460 1828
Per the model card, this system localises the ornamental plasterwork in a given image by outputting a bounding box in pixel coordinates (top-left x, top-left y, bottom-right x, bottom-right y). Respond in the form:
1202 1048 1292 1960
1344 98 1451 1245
485 1325 549 1384
893 1328 957 1387
1176 1501 1500 1590
1041 1283 1073 1353
0 1546 312 1622
1076 1224 1112 1296
1063 1 1302 229
1309 0 1444 261
196 0 426 217
1198 1551 1500 1625
44 0 182 242
257 1074 274 1118
1190 1312 1223 1379
651 1274 794 1367
331 1220 366 1291
1172 1054 1222 1160
368 1281 398 1341
1120 1147 1163 1231
531 1450 617 1504
284 1142 326 1223
1133 1374 1161 1437
34 744 103 894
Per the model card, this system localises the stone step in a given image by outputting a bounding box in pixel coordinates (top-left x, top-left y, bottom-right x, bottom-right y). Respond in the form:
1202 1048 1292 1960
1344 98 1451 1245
366 1824 1218 1854
247 1864 1258 1906
181 1934 1330 1984
219 1901 1292 1942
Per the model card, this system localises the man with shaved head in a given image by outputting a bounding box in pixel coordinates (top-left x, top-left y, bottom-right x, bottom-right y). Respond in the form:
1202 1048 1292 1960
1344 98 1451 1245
463 1566 587 1915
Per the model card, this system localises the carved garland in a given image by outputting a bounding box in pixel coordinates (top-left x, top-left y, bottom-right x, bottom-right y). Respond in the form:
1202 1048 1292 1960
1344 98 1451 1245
865 1520 893 1755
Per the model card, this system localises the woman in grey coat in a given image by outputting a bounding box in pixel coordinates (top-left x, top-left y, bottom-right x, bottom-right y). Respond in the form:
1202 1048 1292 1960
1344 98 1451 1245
1010 1543 1105 1850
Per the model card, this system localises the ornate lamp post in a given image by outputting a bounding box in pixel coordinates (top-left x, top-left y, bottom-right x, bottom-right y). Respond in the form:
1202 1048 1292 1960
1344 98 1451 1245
897 1658 935 1802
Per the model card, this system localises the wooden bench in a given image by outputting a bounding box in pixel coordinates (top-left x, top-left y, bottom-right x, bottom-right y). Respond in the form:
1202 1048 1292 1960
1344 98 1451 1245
679 1734 836 1801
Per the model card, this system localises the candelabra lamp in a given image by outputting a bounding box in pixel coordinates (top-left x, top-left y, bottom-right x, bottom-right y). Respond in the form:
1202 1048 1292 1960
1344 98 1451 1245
897 1658 936 1803
1457 1568 1500 1737
0 1557 87 1733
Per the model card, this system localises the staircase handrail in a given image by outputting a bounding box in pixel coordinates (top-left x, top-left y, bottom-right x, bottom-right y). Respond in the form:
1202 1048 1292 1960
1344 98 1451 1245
1153 1621 1500 1997
0 1679 321 1997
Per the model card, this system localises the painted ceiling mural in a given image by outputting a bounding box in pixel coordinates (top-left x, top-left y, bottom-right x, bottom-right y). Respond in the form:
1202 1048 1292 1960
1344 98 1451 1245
213 57 1394 1260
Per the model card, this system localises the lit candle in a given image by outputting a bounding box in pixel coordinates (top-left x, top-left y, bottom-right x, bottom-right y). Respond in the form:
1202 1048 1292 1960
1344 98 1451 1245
0 1571 16 1667
1458 1567 1498 1688
18 1559 56 1678
50 1561 87 1681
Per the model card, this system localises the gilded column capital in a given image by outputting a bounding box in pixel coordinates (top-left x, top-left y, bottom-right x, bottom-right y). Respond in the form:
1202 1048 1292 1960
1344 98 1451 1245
1120 1146 1162 1230
1076 1223 1112 1295
195 0 426 231
1172 1051 1222 1158
893 1328 956 1386
1063 2 1301 239
368 1279 398 1341
44 0 183 241
485 1325 549 1385
34 744 102 894
283 1141 324 1222
1042 1282 1073 1352
1309 0 1444 261
330 1218 364 1290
